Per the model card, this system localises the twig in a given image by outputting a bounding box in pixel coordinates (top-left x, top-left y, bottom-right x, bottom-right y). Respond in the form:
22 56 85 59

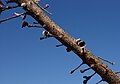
70 62 85 74
98 56 115 65
0 12 25 23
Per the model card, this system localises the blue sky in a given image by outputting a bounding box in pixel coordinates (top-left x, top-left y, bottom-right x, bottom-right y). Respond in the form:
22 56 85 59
0 0 120 84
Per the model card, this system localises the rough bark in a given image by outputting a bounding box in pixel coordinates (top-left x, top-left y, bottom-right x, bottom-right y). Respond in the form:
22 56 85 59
15 0 120 84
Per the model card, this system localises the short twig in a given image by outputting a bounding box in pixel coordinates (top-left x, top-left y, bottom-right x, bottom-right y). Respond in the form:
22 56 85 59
70 62 85 74
96 79 104 84
56 44 63 47
3 5 19 11
80 67 91 73
0 12 25 24
98 56 115 65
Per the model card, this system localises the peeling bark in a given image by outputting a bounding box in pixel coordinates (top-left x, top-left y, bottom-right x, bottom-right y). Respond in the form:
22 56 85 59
15 0 120 84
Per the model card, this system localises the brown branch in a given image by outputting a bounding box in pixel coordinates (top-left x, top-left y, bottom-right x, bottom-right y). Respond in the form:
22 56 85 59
15 0 120 84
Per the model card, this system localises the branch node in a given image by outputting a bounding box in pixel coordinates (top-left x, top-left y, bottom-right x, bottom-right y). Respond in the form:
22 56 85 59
83 72 96 84
40 30 53 40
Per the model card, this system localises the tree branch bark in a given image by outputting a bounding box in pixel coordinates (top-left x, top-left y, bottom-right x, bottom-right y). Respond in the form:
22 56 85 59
15 0 120 84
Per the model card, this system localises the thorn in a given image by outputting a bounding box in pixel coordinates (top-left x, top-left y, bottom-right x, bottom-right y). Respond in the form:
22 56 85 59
115 71 120 74
14 12 22 16
42 24 46 27
28 25 43 28
56 44 63 47
80 67 91 73
98 56 115 65
22 21 29 28
0 12 25 24
33 22 39 24
32 0 51 15
4 5 19 10
22 13 27 20
44 3 49 9
42 30 53 37
14 12 28 20
22 21 43 28
40 30 60 40
40 30 53 40
21 3 26 7
40 37 47 40
66 47 72 52
70 62 85 74
96 79 104 84
38 4 52 15
83 72 96 84
33 22 46 28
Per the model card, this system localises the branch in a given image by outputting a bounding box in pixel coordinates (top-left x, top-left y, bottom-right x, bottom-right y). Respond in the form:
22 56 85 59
14 0 120 84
